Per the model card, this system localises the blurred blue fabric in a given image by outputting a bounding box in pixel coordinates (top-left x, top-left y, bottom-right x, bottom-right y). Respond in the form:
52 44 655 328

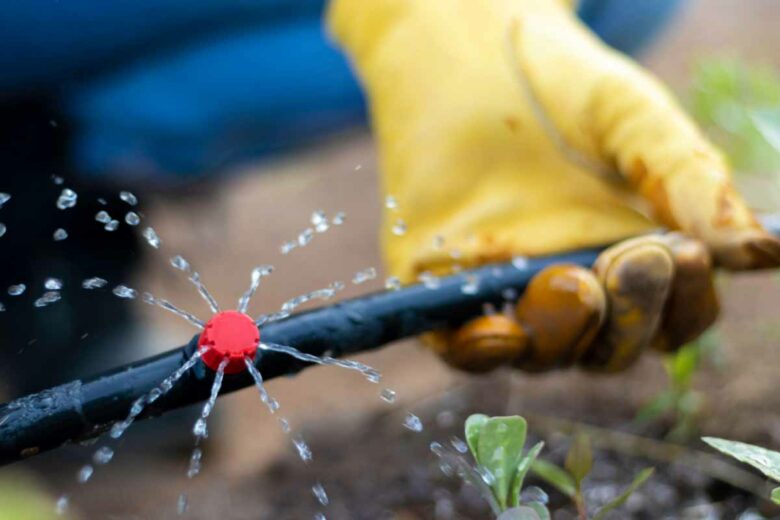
0 0 682 180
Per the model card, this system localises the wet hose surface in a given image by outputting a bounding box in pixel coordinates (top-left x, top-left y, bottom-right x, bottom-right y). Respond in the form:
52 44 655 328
3 216 780 466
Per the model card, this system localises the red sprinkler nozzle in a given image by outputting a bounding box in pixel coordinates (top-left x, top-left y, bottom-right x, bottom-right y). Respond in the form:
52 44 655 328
198 311 260 374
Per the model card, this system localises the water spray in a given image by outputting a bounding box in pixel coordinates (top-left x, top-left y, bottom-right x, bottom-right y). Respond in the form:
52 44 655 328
2 216 780 467
0 245 609 466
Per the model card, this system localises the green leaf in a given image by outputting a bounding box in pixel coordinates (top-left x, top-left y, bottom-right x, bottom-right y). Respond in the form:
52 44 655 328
510 441 545 508
702 437 780 482
465 414 489 458
564 433 592 490
771 487 780 505
476 416 528 510
592 467 655 520
634 391 675 425
666 342 700 388
531 459 576 498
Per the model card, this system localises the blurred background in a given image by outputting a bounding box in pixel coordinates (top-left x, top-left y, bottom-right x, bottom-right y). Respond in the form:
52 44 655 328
2 0 780 518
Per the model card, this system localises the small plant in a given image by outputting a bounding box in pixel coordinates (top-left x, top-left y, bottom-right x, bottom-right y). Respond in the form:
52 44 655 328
465 414 549 519
636 327 729 441
703 437 780 505
531 433 653 520
640 58 780 441
464 415 653 519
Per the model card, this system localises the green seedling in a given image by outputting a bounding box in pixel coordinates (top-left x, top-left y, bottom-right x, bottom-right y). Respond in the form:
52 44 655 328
636 329 723 440
531 433 654 520
703 437 780 505
465 416 653 519
465 414 549 519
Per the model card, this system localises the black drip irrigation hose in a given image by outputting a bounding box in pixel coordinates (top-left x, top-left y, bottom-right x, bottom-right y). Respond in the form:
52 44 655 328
1 218 779 467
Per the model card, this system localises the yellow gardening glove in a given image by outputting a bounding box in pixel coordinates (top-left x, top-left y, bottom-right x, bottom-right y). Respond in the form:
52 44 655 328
327 0 780 372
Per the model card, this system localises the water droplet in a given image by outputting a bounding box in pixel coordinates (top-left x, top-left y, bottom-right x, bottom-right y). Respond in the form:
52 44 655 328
0 302 5 312
8 284 25 296
461 274 479 295
104 219 119 231
312 483 329 506
380 388 396 403
418 272 441 290
82 277 107 289
77 464 94 483
55 495 69 515
311 210 329 233
177 493 188 515
142 227 161 248
0 223 6 237
279 418 291 433
391 219 407 236
314 514 327 520
502 288 518 301
521 486 549 505
93 446 114 465
95 211 111 224
477 465 495 486
293 436 312 462
512 256 529 270
34 291 61 307
450 436 468 454
352 267 377 285
298 228 314 246
125 211 140 226
252 265 273 281
384 276 401 291
193 418 208 439
56 188 77 210
44 277 63 290
332 212 346 225
51 175 64 185
0 193 10 208
385 195 398 210
429 441 445 457
354 164 363 171
53 228 68 241
119 191 138 206
187 448 202 478
164 258 189 277
432 235 445 250
97 198 107 205
403 413 423 432
130 399 144 416
280 241 296 254
113 285 137 299
147 387 162 403
110 422 127 440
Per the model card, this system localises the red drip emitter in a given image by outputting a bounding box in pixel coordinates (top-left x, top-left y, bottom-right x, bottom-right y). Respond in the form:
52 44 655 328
198 310 260 374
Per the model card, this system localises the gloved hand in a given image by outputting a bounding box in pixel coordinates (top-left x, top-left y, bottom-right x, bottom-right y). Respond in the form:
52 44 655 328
327 0 780 372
